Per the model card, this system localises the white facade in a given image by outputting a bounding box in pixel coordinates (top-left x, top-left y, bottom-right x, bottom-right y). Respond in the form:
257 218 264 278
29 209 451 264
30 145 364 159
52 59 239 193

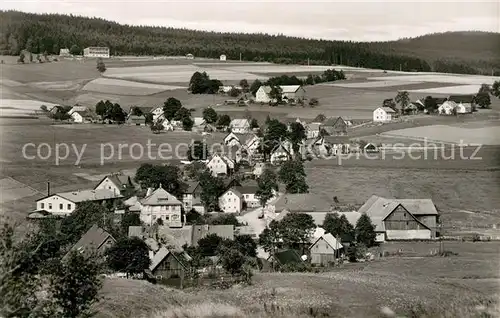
151 107 164 121
270 145 291 165
218 189 242 213
255 86 272 103
224 132 240 147
83 47 110 58
162 119 174 131
373 107 395 122
385 229 431 240
244 134 261 154
36 195 76 216
139 188 183 227
220 54 227 61
438 101 456 115
229 119 251 134
306 123 321 139
206 154 234 176
71 112 84 123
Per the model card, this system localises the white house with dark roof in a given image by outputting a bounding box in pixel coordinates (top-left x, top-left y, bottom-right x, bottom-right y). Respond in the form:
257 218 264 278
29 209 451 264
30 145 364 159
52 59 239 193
223 132 240 147
206 153 235 176
94 174 135 194
182 181 203 213
373 107 396 122
139 187 183 227
270 144 292 165
71 110 96 123
255 85 306 103
309 227 343 266
35 189 123 217
358 195 439 242
218 188 243 213
229 119 251 134
68 106 89 116
305 122 321 139
151 106 164 121
64 224 116 260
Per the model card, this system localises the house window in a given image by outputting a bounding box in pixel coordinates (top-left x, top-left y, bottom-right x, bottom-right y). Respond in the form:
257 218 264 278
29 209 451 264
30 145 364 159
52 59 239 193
48 203 52 209
41 203 44 209
67 204 71 210
59 204 63 210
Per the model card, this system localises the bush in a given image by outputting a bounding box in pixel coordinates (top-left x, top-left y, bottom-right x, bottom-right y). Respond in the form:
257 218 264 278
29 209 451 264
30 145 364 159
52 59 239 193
281 262 310 272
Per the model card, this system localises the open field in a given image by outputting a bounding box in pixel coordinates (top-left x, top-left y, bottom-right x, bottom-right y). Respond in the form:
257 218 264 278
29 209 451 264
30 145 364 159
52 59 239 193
381 124 500 145
1 60 100 83
407 84 482 95
82 78 186 95
94 242 499 318
0 99 58 117
369 74 500 85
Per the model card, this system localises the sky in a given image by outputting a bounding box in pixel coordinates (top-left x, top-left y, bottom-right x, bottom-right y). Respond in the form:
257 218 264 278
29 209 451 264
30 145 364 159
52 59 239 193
1 1 499 41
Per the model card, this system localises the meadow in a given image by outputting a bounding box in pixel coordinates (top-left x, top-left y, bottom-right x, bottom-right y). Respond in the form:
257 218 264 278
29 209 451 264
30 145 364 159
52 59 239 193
94 242 499 318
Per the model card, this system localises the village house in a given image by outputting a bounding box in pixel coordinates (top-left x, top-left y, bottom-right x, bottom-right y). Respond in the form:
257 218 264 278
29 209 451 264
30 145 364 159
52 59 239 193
151 106 164 121
321 117 348 136
71 110 97 123
186 53 194 59
182 181 203 213
364 143 379 153
160 118 174 131
267 249 304 270
218 188 243 213
438 101 458 115
243 134 262 154
313 135 351 156
35 189 123 217
223 132 241 147
448 95 475 113
270 144 292 165
49 105 65 115
305 122 321 139
309 227 343 266
59 48 71 57
220 54 227 61
229 119 251 134
68 106 89 116
206 153 235 176
64 224 116 260
127 106 153 118
373 107 396 122
234 183 261 209
94 174 135 194
126 115 146 126
358 195 439 242
252 162 266 177
191 224 235 246
193 117 206 130
148 246 192 281
255 85 306 103
139 187 183 227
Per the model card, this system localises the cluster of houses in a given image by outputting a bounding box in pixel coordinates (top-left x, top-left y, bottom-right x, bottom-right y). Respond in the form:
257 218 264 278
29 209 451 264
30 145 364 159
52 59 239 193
373 94 476 122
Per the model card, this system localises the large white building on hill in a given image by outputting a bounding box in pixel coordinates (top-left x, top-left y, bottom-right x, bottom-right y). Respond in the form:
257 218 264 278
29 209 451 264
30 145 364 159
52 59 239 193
83 47 110 58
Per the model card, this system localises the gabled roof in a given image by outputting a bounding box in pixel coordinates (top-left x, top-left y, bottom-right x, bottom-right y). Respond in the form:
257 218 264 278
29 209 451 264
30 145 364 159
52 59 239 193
234 184 259 195
311 115 326 123
310 232 343 251
224 132 240 142
230 119 250 128
73 110 96 118
271 144 291 156
67 224 115 257
439 101 458 109
323 135 351 145
184 181 200 194
223 187 243 198
358 195 438 231
158 225 194 248
259 86 272 94
307 122 321 131
433 97 448 105
140 187 182 206
448 95 475 103
193 117 206 126
323 116 347 127
274 193 332 213
127 115 145 123
38 189 123 203
280 85 303 93
128 106 153 114
95 174 132 190
149 247 191 272
192 225 235 246
379 107 396 113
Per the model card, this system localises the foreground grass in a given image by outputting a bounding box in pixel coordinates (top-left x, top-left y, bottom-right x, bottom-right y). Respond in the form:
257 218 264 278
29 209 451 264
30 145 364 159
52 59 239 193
94 247 500 318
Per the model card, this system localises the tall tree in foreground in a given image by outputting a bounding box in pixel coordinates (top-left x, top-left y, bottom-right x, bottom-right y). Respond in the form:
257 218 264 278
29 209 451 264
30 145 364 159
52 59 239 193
289 122 306 153
475 92 491 108
278 159 309 194
198 171 225 211
355 214 377 248
163 97 182 121
255 168 279 214
322 213 354 242
395 90 410 114
424 96 438 113
278 213 315 252
105 237 150 277
258 220 281 253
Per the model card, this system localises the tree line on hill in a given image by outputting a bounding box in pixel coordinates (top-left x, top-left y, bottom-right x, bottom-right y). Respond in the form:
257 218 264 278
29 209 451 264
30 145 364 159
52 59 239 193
3 11 499 75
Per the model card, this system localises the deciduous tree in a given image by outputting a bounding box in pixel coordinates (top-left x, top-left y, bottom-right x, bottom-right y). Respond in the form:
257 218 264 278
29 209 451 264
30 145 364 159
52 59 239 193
255 168 278 211
492 81 500 98
198 171 225 211
186 141 210 161
289 122 306 153
163 97 182 121
96 58 106 73
239 79 250 92
202 107 218 123
217 114 231 128
278 213 315 250
197 233 223 257
395 90 410 114
355 214 377 247
249 79 262 96
322 213 354 242
475 92 491 108
278 159 309 194
134 164 186 197
106 237 150 277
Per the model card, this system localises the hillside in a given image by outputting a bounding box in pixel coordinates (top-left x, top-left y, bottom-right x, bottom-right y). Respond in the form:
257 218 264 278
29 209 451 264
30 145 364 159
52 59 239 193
0 11 499 75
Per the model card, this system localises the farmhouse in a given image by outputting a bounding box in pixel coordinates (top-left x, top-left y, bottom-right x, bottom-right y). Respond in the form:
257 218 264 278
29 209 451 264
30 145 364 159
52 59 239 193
255 85 306 103
182 181 203 212
126 115 146 126
234 183 261 209
358 195 439 242
139 187 183 227
438 101 458 115
206 154 235 176
49 105 65 114
323 135 351 155
321 117 348 136
220 54 227 61
243 134 261 154
223 132 240 147
83 47 110 58
35 189 123 217
448 95 475 113
373 107 396 122
94 174 135 194
148 246 192 280
218 188 243 213
309 228 343 266
64 224 116 260
151 106 164 121
270 144 292 165
229 119 251 134
59 48 71 57
305 122 321 139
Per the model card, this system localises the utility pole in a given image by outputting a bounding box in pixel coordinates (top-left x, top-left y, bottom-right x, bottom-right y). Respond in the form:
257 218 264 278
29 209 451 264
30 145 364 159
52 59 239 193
400 64 402 72
240 52 242 62
307 58 310 66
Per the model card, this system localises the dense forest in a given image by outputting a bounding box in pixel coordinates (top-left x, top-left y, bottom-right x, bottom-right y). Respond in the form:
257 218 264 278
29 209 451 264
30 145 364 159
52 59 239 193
1 11 499 75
